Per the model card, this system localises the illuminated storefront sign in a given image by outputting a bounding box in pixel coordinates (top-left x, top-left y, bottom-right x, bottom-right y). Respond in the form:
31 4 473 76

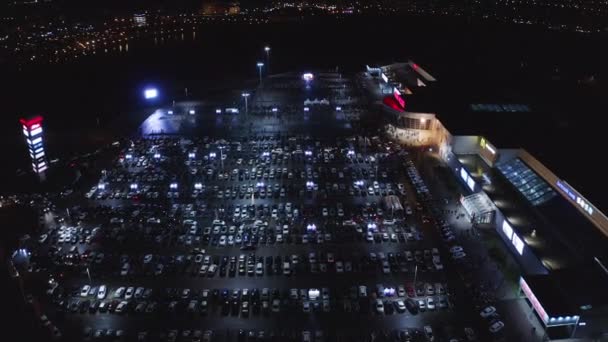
466 177 475 191
512 233 525 255
502 220 514 240
460 168 468 183
520 277 549 324
393 88 405 109
556 180 594 215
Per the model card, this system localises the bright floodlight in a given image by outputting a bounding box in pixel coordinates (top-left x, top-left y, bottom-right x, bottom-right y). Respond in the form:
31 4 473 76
216 109 222 114
304 150 312 156
242 92 250 97
257 62 264 67
153 153 161 159
98 183 106 190
209 152 216 158
304 107 309 112
272 108 278 112
188 152 196 159
264 46 270 52
130 183 138 190
336 106 342 111
302 73 314 81
125 153 133 159
167 110 173 115
170 183 178 190
189 109 195 115
194 183 203 190
144 88 158 99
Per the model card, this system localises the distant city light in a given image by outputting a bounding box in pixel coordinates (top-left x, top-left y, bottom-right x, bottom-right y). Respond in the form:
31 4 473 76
304 107 310 112
125 154 133 159
336 106 342 111
194 183 203 190
169 183 178 190
153 153 161 159
98 183 106 190
216 109 222 114
304 150 313 156
209 152 217 158
144 88 158 99
167 110 173 115
272 107 278 112
189 109 195 115
188 152 196 159
264 46 271 52
256 182 265 187
303 73 314 82
130 183 138 190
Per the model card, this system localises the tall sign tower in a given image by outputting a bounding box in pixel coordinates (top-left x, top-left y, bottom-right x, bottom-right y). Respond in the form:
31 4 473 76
20 115 48 180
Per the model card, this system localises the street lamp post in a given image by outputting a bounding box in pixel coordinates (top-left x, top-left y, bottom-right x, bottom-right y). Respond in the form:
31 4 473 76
413 265 418 290
257 62 264 85
242 92 250 115
264 46 270 73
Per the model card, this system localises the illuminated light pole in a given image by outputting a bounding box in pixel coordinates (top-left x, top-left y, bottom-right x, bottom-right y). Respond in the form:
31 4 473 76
264 46 270 73
257 62 264 85
20 115 48 181
242 92 250 115
413 264 418 293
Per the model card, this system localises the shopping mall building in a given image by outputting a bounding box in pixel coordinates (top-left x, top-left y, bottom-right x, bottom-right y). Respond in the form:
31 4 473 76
369 62 608 340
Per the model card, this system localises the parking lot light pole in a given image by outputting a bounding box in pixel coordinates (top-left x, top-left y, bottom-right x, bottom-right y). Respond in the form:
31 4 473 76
242 92 250 115
86 267 92 284
264 46 270 73
413 264 418 290
257 62 264 85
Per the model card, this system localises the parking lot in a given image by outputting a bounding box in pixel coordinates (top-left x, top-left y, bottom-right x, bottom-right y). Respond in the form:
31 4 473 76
21 132 495 342
14 71 512 342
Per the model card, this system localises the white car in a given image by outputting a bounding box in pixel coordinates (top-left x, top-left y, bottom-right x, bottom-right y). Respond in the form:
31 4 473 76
115 301 128 314
125 287 135 300
335 261 344 273
480 306 496 318
426 297 435 310
114 287 126 298
489 320 505 334
424 326 434 341
80 285 91 297
97 285 107 300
